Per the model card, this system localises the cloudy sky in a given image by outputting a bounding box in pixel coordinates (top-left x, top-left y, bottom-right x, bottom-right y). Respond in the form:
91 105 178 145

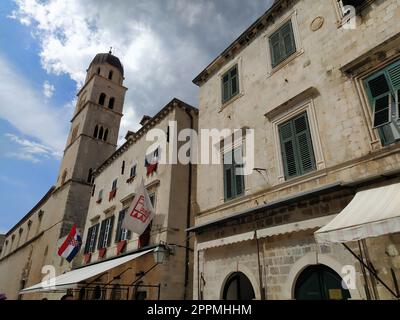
0 0 273 233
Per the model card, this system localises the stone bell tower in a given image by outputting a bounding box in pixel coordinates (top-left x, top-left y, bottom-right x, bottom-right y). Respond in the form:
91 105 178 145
56 51 127 237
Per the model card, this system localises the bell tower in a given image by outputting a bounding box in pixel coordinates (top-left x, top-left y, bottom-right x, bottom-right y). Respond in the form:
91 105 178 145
57 52 127 188
56 52 127 237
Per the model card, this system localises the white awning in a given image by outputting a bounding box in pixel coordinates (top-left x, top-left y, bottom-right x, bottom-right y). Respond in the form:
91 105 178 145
197 215 336 251
315 183 400 244
20 248 154 294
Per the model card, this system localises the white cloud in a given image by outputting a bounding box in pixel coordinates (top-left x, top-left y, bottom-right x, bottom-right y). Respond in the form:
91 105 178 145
43 80 55 98
5 133 62 163
0 54 70 156
8 0 273 145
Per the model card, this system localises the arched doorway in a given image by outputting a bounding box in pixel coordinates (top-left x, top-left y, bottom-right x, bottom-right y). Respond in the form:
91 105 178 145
222 272 255 300
294 265 351 300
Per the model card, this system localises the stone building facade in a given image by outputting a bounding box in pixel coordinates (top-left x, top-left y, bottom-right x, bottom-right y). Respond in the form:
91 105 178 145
0 52 127 300
76 99 198 300
190 0 400 300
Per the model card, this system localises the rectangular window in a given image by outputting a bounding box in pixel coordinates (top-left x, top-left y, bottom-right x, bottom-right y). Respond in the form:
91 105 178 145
84 224 99 254
98 216 114 249
223 147 245 201
269 20 296 68
130 165 137 178
221 65 239 103
278 112 316 179
112 179 118 191
97 189 103 203
115 209 132 243
364 59 400 146
121 161 125 175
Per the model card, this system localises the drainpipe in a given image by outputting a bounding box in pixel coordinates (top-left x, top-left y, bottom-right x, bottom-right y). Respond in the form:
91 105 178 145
183 106 194 300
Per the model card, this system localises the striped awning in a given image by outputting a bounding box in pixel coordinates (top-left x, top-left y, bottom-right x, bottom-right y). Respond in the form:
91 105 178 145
197 215 336 251
315 183 400 244
19 248 154 294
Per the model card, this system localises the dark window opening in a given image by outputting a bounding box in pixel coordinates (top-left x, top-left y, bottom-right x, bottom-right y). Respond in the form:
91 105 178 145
108 97 115 109
103 129 109 141
99 93 106 106
108 70 113 80
99 127 104 140
94 125 98 138
121 161 125 175
87 168 93 183
223 272 255 300
97 67 101 75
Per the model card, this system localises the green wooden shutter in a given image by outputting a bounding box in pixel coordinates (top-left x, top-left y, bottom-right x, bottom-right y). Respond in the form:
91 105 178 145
230 66 239 97
270 31 282 67
222 74 230 103
233 147 244 196
84 227 92 254
279 121 299 178
281 21 296 58
387 63 400 90
115 211 124 243
224 153 233 200
106 216 115 247
293 113 316 174
91 224 99 253
97 220 106 250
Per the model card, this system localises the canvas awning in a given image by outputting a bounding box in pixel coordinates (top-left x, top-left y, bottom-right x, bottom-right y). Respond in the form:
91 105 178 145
197 214 336 251
19 248 154 294
315 183 400 244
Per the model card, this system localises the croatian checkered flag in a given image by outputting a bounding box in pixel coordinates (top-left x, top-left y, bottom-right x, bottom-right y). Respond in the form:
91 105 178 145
58 224 82 263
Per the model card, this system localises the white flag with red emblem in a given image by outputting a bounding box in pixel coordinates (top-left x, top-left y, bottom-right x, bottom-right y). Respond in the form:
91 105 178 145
122 179 155 236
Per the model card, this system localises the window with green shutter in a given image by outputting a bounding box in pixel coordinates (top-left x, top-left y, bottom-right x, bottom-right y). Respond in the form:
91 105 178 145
364 59 400 146
115 209 131 243
221 65 239 103
223 147 245 201
279 112 316 180
269 20 297 68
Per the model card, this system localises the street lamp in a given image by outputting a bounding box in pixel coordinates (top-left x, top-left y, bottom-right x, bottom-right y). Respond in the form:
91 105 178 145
153 245 169 264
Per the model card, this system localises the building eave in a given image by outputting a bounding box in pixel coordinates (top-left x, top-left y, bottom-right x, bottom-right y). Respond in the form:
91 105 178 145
94 98 198 176
192 0 290 86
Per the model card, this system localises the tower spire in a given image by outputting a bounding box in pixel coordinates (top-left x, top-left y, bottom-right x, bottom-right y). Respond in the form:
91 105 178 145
109 46 113 54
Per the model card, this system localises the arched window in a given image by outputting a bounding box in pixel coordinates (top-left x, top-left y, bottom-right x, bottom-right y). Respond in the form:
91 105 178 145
94 125 99 138
294 265 351 300
97 67 101 75
108 97 115 109
99 127 104 140
222 272 255 300
87 168 93 183
103 129 109 141
99 93 106 106
61 170 67 185
108 70 113 80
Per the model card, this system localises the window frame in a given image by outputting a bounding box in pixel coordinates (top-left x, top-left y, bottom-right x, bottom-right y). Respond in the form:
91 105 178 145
278 112 317 180
271 100 325 184
269 20 297 68
221 64 240 104
363 59 400 146
98 216 114 249
223 146 245 202
264 10 303 76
